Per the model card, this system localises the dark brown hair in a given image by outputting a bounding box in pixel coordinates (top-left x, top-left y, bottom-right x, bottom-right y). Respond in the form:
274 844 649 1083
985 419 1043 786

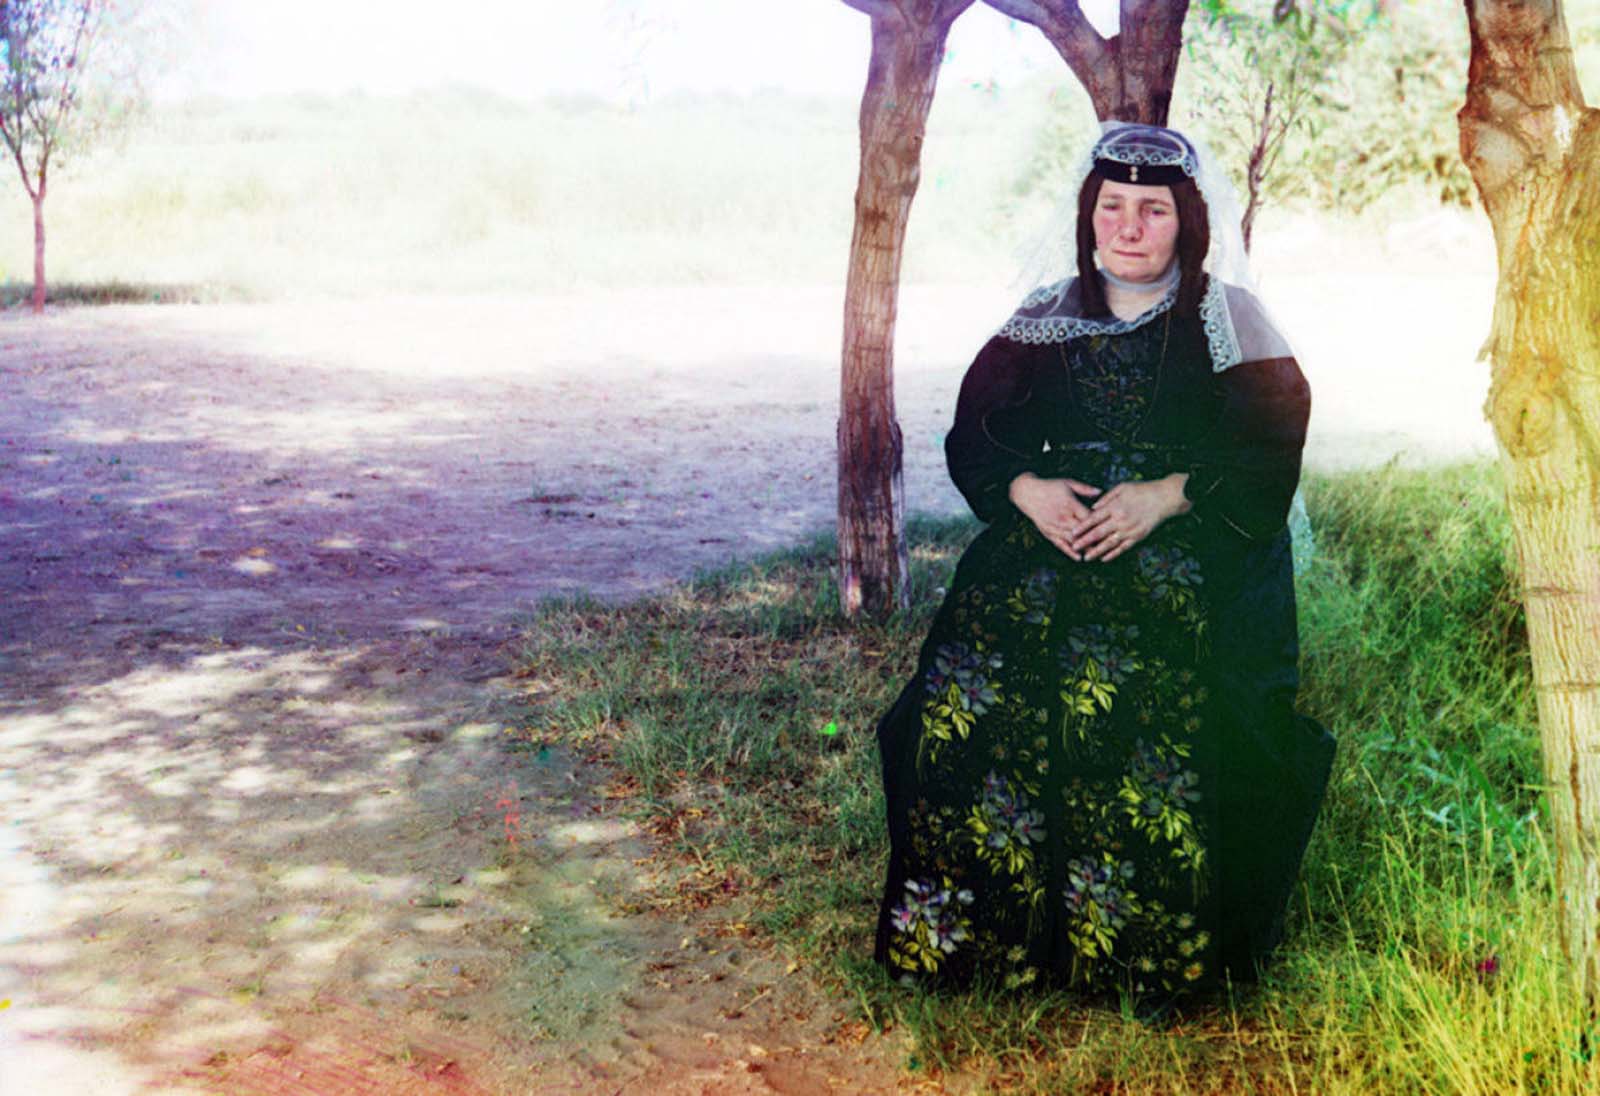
1075 171 1210 319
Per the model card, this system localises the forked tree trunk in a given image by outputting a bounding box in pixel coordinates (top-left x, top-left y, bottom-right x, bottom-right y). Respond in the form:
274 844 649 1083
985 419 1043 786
1459 0 1600 999
984 0 1190 123
838 0 973 617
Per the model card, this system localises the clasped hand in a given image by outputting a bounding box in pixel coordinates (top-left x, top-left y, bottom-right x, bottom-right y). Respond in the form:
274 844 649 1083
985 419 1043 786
1008 473 1190 563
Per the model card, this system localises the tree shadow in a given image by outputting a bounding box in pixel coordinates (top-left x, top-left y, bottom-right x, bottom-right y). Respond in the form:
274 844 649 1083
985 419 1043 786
0 321 685 1087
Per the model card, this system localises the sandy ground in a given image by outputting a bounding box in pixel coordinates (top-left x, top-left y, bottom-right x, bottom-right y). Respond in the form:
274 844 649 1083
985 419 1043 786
0 268 1497 1092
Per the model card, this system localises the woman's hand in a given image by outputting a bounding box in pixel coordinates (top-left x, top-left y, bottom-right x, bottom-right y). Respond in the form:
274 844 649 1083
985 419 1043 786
1009 473 1103 562
1071 474 1192 562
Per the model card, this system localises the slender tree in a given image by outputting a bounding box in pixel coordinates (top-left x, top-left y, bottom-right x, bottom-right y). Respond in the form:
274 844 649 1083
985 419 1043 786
836 0 977 617
1184 0 1362 249
1458 0 1600 1000
0 0 112 312
983 0 1192 123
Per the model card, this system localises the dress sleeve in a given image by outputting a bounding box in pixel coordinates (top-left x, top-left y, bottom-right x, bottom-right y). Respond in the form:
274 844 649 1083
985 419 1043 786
944 336 1045 523
1183 356 1310 540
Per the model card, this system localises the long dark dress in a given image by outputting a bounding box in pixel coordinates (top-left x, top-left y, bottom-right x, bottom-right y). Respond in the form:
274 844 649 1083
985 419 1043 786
874 305 1335 997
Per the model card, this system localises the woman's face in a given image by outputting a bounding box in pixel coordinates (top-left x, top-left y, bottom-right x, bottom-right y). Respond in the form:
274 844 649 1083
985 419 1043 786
1092 179 1179 284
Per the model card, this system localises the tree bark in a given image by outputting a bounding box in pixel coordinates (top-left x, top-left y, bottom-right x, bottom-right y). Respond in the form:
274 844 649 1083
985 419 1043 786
984 0 1190 122
1111 0 1188 123
838 1 973 617
1459 0 1600 999
31 187 45 313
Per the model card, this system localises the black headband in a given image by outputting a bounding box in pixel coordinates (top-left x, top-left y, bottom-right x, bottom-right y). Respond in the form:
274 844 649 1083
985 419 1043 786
1092 158 1190 186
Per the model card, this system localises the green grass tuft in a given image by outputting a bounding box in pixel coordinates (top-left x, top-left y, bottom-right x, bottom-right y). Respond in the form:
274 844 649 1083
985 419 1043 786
0 278 254 307
517 462 1597 1093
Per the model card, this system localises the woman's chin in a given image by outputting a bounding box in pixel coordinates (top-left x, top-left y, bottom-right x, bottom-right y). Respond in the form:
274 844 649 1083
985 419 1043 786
1106 264 1162 284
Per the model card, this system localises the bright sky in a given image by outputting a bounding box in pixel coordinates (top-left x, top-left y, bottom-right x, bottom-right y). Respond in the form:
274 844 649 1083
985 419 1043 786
175 0 1120 103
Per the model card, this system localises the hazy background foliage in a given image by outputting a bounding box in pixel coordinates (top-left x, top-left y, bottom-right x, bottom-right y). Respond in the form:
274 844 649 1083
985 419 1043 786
1174 0 1477 215
0 85 1035 296
0 1 1590 299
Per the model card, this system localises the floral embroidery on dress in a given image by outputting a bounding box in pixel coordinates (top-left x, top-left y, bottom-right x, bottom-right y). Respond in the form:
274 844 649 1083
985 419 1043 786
1067 323 1167 441
920 641 1005 765
888 877 975 975
966 771 1046 877
883 326 1222 998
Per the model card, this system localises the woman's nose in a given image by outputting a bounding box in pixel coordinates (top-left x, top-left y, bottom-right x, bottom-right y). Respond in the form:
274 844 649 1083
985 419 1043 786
1118 210 1142 240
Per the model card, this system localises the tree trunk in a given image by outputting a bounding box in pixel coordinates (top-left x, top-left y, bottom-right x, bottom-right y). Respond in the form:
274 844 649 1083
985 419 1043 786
1459 0 1600 999
986 0 1190 124
31 188 45 313
838 10 959 617
1108 0 1189 123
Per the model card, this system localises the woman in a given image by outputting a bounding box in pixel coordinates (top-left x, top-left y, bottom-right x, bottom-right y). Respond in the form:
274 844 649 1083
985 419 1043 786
873 123 1335 999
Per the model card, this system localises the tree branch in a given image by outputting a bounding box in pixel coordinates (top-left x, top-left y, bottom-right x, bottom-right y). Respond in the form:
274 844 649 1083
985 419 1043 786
0 108 39 201
935 0 980 23
838 0 892 16
982 0 1104 48
983 0 1052 23
1045 0 1105 47
983 0 1110 110
45 2 96 161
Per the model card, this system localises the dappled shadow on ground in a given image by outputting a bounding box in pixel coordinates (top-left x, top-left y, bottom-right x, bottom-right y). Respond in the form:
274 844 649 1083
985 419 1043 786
0 303 921 1093
0 300 964 633
1 567 649 1092
0 314 708 1091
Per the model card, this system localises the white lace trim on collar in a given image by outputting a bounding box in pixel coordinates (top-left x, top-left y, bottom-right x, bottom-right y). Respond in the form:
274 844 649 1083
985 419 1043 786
995 277 1243 373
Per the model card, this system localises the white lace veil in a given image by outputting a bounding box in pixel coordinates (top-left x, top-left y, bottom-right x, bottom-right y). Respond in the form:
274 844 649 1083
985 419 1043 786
1000 120 1314 563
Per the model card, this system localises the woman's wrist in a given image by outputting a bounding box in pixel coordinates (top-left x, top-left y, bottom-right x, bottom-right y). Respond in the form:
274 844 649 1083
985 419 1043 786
1166 473 1192 517
1008 472 1038 507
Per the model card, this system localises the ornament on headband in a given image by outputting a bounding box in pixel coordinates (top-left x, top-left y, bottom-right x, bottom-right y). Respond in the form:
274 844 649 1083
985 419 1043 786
1090 124 1200 186
1092 158 1190 186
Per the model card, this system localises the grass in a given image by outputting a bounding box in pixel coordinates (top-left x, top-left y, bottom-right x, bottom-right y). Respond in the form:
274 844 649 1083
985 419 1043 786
0 86 1046 299
514 462 1600 1093
0 279 251 307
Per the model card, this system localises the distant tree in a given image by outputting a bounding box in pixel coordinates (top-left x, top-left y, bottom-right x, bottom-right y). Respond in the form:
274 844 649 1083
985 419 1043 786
0 0 124 312
1184 0 1473 224
1182 0 1363 249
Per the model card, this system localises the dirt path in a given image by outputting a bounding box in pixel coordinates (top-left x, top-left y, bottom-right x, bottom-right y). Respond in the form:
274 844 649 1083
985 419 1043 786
0 281 1493 1093
0 292 955 1094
